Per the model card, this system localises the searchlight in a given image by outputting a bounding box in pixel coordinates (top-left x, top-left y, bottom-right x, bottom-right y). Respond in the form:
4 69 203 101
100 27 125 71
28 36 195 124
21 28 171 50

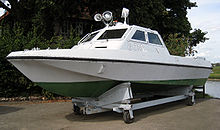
94 8 129 26
102 11 113 22
94 14 102 21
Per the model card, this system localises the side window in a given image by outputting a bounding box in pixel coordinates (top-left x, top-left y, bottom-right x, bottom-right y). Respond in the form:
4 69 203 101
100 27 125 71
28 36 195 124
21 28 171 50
131 30 146 42
148 32 162 45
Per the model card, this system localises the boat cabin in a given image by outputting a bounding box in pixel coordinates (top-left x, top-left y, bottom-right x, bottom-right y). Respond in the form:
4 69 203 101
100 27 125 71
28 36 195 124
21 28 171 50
74 23 170 56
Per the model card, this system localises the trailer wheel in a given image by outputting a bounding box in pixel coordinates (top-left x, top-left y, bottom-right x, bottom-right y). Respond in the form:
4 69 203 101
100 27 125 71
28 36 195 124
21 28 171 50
186 96 195 106
73 104 81 115
123 110 134 124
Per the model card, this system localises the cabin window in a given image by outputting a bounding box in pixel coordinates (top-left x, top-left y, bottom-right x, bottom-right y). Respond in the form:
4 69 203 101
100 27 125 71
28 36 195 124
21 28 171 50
131 30 146 42
81 32 99 43
98 29 127 40
148 32 162 45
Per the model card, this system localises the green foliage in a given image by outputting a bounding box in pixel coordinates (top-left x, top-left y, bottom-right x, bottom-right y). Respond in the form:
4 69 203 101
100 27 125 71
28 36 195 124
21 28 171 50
209 66 220 79
195 90 212 99
164 31 208 56
165 34 189 56
212 63 220 67
211 66 220 74
0 22 80 98
41 89 55 100
49 27 81 49
189 29 209 47
209 74 220 79
0 24 38 97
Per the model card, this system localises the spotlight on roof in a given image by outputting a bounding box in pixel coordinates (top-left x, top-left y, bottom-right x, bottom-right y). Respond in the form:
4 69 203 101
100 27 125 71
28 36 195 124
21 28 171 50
102 11 113 22
94 11 113 26
94 14 102 21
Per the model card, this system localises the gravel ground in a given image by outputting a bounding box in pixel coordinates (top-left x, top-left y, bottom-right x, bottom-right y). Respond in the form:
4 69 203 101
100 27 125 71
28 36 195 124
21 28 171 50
0 98 220 130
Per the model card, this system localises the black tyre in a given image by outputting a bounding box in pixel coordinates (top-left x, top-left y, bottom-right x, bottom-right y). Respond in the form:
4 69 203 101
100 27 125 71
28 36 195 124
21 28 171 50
123 110 134 124
186 96 195 106
73 104 81 115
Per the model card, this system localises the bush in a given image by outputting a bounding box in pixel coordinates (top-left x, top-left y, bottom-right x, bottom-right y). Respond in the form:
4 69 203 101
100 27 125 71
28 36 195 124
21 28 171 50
0 23 80 98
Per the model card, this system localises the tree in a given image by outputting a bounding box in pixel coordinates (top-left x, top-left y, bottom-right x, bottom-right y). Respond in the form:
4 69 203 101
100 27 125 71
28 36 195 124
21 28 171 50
0 0 96 38
0 0 82 97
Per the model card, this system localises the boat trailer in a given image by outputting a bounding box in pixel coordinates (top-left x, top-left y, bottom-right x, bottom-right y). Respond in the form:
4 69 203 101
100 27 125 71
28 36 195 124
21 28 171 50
72 82 195 123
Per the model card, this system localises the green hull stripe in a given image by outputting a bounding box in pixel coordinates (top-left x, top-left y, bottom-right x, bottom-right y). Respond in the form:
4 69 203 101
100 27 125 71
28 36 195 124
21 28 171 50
37 81 120 97
37 78 207 97
133 78 207 86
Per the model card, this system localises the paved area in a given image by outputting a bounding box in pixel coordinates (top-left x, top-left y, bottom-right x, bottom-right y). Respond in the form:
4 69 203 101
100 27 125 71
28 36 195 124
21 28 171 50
0 99 220 130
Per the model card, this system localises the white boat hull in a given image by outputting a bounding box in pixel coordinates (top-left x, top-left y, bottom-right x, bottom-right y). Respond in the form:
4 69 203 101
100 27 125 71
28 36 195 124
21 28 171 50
9 58 211 83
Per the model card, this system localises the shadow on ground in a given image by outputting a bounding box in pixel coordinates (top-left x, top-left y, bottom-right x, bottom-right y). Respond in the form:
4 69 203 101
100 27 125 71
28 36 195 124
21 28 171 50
0 106 23 115
65 110 122 122
65 98 209 123
134 98 208 122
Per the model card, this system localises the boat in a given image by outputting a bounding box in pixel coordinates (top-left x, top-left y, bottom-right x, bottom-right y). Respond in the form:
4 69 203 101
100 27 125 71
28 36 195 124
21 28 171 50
7 8 212 123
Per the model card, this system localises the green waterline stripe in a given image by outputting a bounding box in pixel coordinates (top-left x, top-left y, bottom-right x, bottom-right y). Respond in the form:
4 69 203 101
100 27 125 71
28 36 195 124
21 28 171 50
133 78 208 86
37 80 120 97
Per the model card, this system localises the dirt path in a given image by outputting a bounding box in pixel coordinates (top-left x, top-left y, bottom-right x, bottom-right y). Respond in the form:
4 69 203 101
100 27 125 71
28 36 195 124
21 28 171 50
0 99 220 130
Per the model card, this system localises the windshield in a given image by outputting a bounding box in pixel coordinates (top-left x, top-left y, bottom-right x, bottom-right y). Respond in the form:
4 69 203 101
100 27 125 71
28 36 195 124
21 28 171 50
81 32 99 43
97 29 127 40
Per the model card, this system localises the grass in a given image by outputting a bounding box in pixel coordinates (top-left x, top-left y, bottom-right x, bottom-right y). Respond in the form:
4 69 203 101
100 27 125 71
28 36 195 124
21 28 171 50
209 66 220 79
195 90 212 99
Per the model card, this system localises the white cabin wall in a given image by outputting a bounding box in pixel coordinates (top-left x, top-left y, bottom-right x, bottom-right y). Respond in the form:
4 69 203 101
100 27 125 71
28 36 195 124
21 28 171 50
120 25 170 56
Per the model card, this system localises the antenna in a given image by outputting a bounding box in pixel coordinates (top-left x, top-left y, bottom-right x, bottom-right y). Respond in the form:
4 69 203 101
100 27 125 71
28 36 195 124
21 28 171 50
121 8 129 24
